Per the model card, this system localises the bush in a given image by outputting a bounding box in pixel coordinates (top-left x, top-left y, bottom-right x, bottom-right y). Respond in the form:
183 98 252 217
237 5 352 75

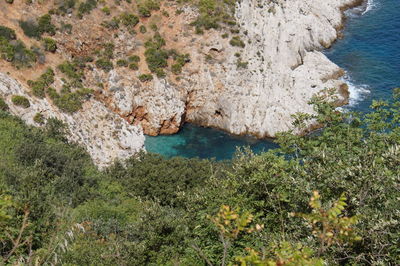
128 55 140 62
5 0 14 3
42 38 57 52
28 68 55 98
229 36 245 48
48 87 92 113
138 73 153 82
101 6 111 15
78 0 97 18
95 58 113 72
38 14 56 36
20 14 56 39
11 95 30 108
33 112 45 124
129 63 138 70
120 13 139 27
19 20 41 39
0 26 16 40
138 6 151 17
58 61 82 81
116 59 128 67
0 38 37 67
0 97 9 111
139 25 147 33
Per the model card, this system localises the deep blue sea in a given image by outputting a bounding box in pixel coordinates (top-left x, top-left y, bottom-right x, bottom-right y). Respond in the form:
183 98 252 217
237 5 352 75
145 0 400 160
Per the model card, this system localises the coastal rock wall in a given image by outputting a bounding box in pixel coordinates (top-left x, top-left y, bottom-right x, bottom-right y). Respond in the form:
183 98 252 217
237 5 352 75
100 0 358 138
0 73 145 168
183 0 356 137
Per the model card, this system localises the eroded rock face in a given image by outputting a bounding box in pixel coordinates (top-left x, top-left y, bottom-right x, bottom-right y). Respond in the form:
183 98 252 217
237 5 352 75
0 73 145 168
182 0 356 137
99 0 358 138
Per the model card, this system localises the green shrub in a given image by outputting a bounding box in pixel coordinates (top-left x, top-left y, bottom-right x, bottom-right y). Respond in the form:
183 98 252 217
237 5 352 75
33 112 45 124
19 20 41 39
154 68 166 78
116 59 128 67
38 14 56 36
102 42 115 59
20 14 56 39
129 63 138 70
48 87 92 113
11 95 30 108
0 38 37 67
58 61 83 81
236 58 248 69
229 36 245 48
101 6 111 15
120 13 139 27
171 53 189 74
78 0 97 18
28 68 55 98
138 73 153 82
138 6 151 17
128 55 140 62
95 58 113 72
0 26 16 40
0 97 9 111
42 37 57 52
5 0 14 3
139 25 147 34
150 23 158 31
144 33 169 73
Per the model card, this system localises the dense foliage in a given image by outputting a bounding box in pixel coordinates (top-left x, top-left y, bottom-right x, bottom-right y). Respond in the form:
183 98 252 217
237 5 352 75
0 89 399 265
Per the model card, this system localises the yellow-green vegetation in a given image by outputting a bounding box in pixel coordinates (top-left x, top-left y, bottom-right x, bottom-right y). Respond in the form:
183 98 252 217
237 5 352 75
33 112 45 124
230 35 245 47
11 95 30 108
95 58 113 72
144 33 190 77
27 68 55 98
0 90 399 264
138 0 160 17
190 0 237 33
144 33 169 76
0 36 37 68
42 37 57 52
138 73 153 82
47 87 92 113
120 12 139 27
0 26 16 40
0 97 8 111
19 14 56 39
116 59 129 67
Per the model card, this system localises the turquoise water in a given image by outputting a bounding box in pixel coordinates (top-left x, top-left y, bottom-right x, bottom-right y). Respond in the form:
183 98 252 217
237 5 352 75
146 0 400 160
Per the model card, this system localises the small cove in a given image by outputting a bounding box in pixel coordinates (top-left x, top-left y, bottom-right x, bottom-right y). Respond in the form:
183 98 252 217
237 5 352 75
145 0 400 159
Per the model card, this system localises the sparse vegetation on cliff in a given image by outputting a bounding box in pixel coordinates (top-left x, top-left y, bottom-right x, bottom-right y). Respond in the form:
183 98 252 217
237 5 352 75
11 95 30 108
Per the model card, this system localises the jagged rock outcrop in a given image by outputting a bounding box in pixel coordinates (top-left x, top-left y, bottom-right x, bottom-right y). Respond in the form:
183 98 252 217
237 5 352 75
0 73 145 168
100 0 359 138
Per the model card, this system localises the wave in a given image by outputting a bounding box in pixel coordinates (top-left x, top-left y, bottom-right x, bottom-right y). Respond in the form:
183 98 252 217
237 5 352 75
362 0 377 15
345 0 378 17
345 78 371 107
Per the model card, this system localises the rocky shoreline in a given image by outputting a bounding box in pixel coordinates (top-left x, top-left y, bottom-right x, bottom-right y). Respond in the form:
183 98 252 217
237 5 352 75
0 0 367 166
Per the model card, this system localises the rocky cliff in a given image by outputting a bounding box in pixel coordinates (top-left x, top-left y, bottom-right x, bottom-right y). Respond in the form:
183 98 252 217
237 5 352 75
0 0 363 166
